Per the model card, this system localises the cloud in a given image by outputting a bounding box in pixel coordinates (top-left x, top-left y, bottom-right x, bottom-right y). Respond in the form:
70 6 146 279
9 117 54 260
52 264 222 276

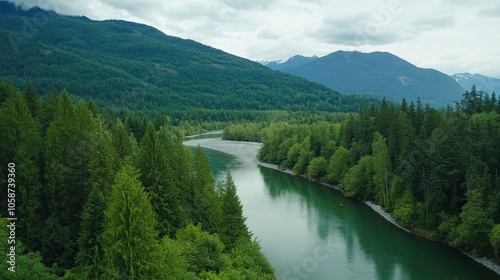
220 0 278 10
410 16 455 30
311 13 407 46
477 6 500 17
257 29 281 40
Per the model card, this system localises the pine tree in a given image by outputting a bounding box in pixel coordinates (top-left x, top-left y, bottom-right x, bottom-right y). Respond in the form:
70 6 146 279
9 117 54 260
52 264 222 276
165 139 192 221
190 146 222 234
137 122 181 237
43 91 96 269
23 82 39 117
75 120 117 278
101 164 166 279
75 186 106 279
112 119 136 163
38 87 59 134
87 119 117 194
219 171 250 251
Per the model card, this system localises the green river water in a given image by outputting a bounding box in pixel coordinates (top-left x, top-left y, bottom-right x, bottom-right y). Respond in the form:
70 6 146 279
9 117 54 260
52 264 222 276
188 137 499 280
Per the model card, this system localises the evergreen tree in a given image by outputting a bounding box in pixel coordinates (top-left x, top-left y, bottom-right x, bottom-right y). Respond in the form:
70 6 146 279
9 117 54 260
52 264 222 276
190 146 222 234
38 87 59 133
101 164 166 279
112 119 136 163
23 82 39 116
166 140 192 222
75 186 106 279
137 122 182 237
219 171 250 251
43 91 96 269
87 120 117 195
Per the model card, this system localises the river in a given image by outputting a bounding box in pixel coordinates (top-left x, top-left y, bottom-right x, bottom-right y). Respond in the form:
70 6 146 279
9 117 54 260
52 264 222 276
184 136 499 280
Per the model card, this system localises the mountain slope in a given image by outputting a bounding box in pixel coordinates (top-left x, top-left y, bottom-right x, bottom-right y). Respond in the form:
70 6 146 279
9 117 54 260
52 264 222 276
452 73 500 94
264 51 465 107
0 2 379 118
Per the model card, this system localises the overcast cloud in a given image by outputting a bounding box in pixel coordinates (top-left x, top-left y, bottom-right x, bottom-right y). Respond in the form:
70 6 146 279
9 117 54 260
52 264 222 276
9 0 500 77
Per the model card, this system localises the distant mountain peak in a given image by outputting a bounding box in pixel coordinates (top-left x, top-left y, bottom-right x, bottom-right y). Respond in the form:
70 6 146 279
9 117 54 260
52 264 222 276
264 55 318 71
263 50 465 107
451 73 500 93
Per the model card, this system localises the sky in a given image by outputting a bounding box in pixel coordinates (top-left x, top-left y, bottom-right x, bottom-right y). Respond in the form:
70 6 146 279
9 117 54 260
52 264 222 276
10 0 500 77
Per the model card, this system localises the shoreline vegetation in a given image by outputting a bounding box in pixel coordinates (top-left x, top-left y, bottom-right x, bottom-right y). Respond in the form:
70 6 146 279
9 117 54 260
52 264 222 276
183 137 500 276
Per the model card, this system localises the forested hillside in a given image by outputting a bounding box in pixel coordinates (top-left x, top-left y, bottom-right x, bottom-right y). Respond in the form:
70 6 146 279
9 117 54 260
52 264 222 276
0 2 379 122
224 87 500 259
0 81 275 279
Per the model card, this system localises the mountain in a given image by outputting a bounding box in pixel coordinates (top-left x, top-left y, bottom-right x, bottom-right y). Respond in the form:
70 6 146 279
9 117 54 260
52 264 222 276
263 51 465 107
265 55 319 71
0 1 379 120
451 73 500 94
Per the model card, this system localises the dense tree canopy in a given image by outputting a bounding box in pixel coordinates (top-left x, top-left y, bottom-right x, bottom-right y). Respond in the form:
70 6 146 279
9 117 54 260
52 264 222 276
0 82 275 279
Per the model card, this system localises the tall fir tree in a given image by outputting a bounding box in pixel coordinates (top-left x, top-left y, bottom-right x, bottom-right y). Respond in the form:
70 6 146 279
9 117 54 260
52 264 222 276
23 82 39 117
190 146 222 234
219 171 250 251
137 122 182 237
112 119 136 164
101 164 166 279
75 186 106 279
43 91 96 269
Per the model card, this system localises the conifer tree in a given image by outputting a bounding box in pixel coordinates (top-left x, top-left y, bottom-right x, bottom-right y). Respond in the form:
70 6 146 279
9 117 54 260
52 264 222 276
43 91 96 269
87 120 117 194
137 122 180 236
190 146 222 234
23 82 39 117
219 171 250 251
112 119 136 163
75 121 117 278
75 186 106 279
101 164 166 279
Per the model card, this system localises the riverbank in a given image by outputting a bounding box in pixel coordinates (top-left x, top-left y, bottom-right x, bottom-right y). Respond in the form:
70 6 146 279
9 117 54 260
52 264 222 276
182 137 500 276
184 130 223 138
183 137 262 164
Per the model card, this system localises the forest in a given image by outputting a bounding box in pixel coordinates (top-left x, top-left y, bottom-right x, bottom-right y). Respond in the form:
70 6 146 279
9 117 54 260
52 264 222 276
0 81 275 279
223 86 500 260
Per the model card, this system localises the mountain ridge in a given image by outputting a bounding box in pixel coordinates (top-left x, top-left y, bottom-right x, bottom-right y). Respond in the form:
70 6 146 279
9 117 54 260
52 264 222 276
263 51 465 107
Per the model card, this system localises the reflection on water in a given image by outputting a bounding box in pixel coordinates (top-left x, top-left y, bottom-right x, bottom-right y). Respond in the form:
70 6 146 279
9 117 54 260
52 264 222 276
200 147 498 280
